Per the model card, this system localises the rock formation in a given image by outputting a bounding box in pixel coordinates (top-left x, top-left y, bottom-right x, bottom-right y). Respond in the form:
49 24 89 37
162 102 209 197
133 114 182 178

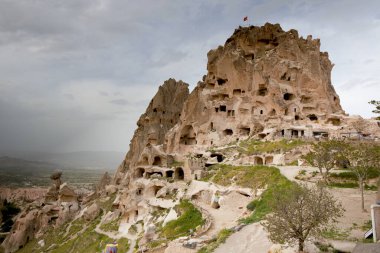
97 172 111 192
1 172 79 252
109 23 380 250
0 188 47 204
45 171 63 203
115 23 380 185
113 78 190 185
165 23 375 154
3 23 380 253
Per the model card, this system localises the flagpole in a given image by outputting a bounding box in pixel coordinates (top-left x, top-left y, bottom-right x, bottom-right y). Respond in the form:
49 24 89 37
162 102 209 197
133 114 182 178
243 16 249 27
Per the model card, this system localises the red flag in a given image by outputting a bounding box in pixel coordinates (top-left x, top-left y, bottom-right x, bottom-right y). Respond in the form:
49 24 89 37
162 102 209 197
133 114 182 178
243 16 248 22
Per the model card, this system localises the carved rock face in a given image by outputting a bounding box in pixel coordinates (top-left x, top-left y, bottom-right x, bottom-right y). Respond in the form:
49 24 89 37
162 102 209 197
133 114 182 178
116 23 380 189
7 23 379 253
165 23 350 152
113 79 189 184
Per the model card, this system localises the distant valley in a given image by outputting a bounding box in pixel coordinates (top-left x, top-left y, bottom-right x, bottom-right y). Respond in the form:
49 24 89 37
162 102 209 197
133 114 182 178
0 151 123 188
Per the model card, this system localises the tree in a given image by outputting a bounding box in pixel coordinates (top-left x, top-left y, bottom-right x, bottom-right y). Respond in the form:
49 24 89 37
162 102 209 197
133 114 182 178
0 200 20 233
369 100 380 119
304 140 344 183
264 184 343 252
342 141 380 212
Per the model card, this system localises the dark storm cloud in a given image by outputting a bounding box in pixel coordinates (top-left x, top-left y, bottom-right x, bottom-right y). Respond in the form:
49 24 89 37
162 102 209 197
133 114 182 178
0 0 379 153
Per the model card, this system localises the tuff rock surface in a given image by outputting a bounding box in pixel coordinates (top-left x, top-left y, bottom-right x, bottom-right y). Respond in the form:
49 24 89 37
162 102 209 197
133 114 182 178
110 23 380 250
2 23 380 253
115 23 380 185
1 173 79 252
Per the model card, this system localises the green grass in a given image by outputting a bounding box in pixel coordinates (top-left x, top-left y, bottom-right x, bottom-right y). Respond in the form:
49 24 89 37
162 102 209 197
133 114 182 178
330 168 380 180
328 167 379 190
314 242 330 252
67 217 87 236
197 229 233 253
204 164 290 190
238 139 307 155
367 167 380 179
286 160 298 166
160 200 204 239
100 217 121 232
14 239 39 253
18 228 129 253
116 238 130 253
170 160 184 167
365 184 378 190
241 180 292 224
98 193 117 212
146 239 168 249
329 182 378 190
329 182 359 188
321 227 350 240
16 209 130 253
360 220 372 231
330 172 357 180
205 139 308 159
202 164 293 224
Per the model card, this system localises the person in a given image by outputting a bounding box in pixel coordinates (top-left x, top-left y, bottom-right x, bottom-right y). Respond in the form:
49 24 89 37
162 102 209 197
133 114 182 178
104 241 118 253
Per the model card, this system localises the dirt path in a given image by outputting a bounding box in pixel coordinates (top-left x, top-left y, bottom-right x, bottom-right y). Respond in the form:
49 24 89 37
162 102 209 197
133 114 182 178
212 165 375 252
95 211 137 253
277 165 316 181
213 222 321 253
193 191 251 236
214 223 271 253
277 165 376 238
127 239 136 253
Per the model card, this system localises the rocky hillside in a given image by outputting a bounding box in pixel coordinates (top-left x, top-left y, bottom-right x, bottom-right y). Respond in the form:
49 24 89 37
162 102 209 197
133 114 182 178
2 23 380 253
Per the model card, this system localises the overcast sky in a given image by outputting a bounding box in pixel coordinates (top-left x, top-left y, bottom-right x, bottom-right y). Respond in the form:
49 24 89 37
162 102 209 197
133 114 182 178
0 0 379 153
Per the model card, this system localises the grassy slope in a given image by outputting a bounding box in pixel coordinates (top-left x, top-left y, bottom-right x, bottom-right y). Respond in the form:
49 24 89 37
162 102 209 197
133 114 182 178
17 216 129 253
16 194 129 253
197 165 292 252
160 200 204 240
328 168 380 190
203 164 293 224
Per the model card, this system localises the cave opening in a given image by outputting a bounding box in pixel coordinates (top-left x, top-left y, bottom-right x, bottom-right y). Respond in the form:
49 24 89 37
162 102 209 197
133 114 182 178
307 114 318 121
283 93 294 101
175 167 185 180
223 129 233 136
217 78 227 85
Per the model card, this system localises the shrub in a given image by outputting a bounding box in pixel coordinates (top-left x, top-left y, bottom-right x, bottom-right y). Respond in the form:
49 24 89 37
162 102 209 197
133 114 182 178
328 182 358 188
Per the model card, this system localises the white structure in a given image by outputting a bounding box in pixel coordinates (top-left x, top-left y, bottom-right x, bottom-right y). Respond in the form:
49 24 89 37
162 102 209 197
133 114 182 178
371 204 380 242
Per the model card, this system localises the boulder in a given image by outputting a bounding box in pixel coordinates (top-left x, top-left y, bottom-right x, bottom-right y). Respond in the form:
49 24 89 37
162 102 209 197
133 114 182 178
97 172 112 192
183 240 197 249
105 185 118 195
83 203 100 221
58 183 77 203
143 224 156 242
163 208 178 226
1 209 40 253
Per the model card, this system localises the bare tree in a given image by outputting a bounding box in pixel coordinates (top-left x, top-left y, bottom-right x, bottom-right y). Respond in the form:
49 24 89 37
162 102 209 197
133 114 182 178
304 140 343 183
264 184 343 252
342 142 380 212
